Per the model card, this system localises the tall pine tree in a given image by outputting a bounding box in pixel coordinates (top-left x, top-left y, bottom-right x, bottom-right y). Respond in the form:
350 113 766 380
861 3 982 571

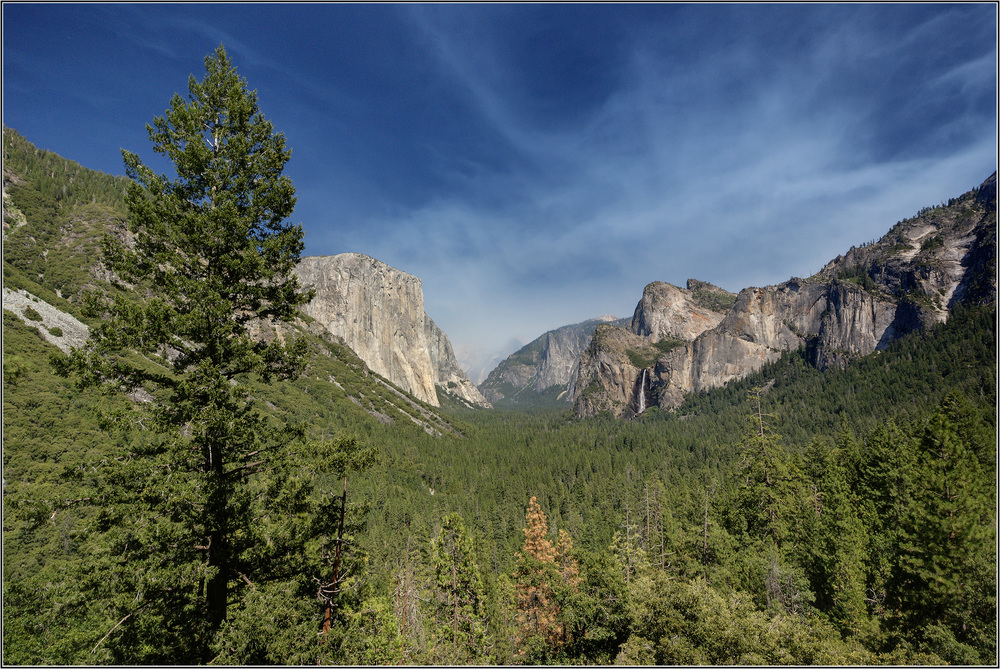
429 513 489 664
55 45 315 663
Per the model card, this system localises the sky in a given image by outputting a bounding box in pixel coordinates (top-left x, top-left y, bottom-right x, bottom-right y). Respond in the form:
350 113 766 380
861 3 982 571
3 3 997 373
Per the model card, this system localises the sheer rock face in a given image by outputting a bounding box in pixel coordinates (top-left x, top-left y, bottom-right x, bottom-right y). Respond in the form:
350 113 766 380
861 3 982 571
573 173 997 418
577 279 911 418
294 254 489 408
568 324 659 418
424 313 492 407
571 280 732 418
650 280 906 409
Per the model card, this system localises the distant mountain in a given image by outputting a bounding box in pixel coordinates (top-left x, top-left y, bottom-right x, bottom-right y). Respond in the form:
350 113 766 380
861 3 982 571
479 315 626 408
572 172 997 418
456 338 524 386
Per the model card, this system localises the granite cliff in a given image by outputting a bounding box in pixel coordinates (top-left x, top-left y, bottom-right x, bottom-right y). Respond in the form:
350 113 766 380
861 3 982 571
293 253 490 408
629 280 736 341
573 173 997 418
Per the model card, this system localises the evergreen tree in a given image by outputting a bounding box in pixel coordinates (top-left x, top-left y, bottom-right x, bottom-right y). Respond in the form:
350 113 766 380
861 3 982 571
800 436 871 638
891 394 996 663
733 388 802 549
559 547 630 663
392 532 429 662
609 523 647 586
521 495 556 562
336 596 405 665
429 513 489 663
855 419 915 613
730 388 810 612
53 45 315 662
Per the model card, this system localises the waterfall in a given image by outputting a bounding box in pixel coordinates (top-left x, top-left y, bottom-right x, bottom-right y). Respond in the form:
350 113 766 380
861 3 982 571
637 368 648 414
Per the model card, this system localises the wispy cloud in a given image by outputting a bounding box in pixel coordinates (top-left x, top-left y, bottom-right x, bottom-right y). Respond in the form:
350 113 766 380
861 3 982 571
342 4 996 352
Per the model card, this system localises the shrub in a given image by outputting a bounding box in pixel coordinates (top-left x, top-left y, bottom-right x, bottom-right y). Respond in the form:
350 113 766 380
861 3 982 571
626 348 658 369
691 289 737 313
653 338 685 355
921 234 944 253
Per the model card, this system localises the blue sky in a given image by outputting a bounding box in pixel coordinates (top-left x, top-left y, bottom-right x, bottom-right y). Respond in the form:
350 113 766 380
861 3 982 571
3 3 997 368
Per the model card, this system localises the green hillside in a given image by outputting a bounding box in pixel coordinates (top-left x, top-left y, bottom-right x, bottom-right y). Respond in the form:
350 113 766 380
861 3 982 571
3 125 996 665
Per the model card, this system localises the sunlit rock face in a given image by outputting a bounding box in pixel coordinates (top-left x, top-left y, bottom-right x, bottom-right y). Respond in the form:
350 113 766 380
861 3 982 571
424 312 492 408
294 253 489 408
568 324 658 418
629 280 732 341
651 280 903 410
573 173 997 418
570 279 735 418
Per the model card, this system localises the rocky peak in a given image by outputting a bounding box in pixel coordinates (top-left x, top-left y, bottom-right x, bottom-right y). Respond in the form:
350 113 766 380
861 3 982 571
479 315 625 407
629 280 735 341
293 253 490 408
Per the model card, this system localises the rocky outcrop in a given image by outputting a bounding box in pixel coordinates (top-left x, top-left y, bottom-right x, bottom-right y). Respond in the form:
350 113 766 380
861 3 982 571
479 315 623 407
424 314 491 407
573 173 997 418
294 254 490 408
647 280 907 408
630 280 735 340
818 172 996 322
2 287 90 353
567 324 661 417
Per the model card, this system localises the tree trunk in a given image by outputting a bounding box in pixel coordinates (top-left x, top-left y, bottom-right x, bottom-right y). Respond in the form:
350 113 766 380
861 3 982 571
322 476 348 639
204 441 229 662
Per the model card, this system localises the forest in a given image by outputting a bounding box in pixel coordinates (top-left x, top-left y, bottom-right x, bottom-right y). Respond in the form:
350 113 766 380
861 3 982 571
2 48 997 666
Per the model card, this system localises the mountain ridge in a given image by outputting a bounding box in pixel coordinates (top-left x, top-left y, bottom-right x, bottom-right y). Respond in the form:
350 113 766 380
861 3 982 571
571 172 997 418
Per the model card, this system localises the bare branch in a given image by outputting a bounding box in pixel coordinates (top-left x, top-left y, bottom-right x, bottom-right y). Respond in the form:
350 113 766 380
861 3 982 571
91 602 148 654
